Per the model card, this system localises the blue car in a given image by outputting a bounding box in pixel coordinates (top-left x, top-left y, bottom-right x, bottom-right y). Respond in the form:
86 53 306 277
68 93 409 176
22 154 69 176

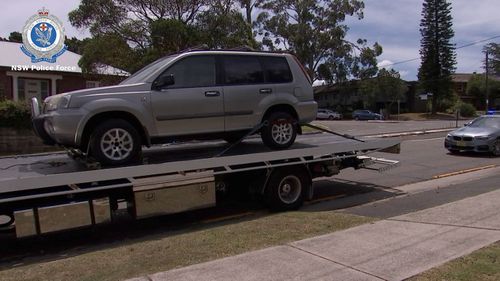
352 110 383 120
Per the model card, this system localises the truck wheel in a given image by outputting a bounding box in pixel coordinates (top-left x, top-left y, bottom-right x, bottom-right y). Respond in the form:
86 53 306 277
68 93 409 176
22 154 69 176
261 112 297 149
90 119 141 166
265 167 310 211
0 213 14 228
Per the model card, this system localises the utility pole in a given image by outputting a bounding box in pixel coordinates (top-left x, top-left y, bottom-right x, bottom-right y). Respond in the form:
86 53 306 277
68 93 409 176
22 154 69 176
486 51 490 112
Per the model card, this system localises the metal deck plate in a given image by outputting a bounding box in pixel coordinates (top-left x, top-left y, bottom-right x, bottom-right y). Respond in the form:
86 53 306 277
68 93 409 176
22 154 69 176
0 135 400 194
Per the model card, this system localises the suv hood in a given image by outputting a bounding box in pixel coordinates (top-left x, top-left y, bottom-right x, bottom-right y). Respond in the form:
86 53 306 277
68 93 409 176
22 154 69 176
65 83 149 98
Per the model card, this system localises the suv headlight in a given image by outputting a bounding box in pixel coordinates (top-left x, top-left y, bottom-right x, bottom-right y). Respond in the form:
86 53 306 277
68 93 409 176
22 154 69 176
44 95 71 111
446 134 452 139
58 95 71 109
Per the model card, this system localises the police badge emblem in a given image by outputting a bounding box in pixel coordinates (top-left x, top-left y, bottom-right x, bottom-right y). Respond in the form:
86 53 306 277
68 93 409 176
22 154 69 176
20 7 67 63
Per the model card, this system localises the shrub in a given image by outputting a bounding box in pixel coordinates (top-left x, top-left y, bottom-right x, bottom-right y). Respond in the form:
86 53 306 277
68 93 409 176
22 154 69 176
456 102 476 118
0 100 32 128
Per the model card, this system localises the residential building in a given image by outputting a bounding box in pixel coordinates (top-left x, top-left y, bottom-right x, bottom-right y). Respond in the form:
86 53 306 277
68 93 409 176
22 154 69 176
0 41 129 102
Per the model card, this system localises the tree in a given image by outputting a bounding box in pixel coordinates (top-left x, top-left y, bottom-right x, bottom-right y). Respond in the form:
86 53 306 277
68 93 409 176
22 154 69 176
196 1 258 49
418 0 456 114
466 73 500 108
69 0 211 73
484 43 500 76
238 0 263 26
257 0 381 82
8 31 22 43
65 37 89 54
78 33 142 74
358 68 408 115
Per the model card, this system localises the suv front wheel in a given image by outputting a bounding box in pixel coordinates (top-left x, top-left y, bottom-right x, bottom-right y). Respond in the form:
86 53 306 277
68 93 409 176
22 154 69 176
89 119 141 166
261 112 297 149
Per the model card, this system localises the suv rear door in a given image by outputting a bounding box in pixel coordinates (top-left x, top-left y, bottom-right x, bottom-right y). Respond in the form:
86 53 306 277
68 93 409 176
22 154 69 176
150 55 224 136
222 55 293 131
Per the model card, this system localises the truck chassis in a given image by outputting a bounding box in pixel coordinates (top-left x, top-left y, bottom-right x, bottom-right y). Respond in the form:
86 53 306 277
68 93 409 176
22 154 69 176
0 135 400 238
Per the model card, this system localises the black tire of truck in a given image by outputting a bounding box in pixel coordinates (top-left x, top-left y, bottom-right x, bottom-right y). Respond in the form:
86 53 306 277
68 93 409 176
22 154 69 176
264 167 311 211
89 119 142 166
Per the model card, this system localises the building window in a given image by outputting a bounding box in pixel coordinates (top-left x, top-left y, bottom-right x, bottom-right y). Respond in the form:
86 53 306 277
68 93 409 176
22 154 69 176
86 81 100 89
0 82 5 99
40 80 49 100
18 78 25 100
17 78 49 102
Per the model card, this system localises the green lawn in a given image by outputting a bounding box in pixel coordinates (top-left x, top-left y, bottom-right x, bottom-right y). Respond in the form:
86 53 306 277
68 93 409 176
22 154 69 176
410 241 500 281
0 211 374 281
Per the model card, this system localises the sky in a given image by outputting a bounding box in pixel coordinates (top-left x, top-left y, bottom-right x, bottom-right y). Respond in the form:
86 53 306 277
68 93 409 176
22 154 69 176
2 0 499 81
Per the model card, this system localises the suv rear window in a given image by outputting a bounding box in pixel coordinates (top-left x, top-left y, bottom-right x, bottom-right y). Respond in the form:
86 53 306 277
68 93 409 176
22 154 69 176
261 56 292 83
222 55 293 85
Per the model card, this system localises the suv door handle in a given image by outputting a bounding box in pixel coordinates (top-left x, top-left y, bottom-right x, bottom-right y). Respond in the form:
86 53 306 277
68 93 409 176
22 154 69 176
259 88 273 94
205 91 220 97
259 88 272 94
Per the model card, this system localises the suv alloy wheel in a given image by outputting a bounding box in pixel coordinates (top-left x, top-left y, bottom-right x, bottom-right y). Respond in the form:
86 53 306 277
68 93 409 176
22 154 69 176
90 119 141 166
261 112 297 149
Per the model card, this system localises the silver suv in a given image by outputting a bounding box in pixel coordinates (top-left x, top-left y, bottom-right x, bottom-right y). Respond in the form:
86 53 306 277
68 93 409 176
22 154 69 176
31 50 317 165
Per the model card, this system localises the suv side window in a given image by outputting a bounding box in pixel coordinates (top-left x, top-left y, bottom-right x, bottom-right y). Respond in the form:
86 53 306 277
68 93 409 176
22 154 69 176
223 56 264 85
157 55 216 89
261 56 293 83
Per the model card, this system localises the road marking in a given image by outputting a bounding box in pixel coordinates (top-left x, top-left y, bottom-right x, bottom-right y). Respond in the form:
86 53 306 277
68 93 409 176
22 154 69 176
433 165 497 179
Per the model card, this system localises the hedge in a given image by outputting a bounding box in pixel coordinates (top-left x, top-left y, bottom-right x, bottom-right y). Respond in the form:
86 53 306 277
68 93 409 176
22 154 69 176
456 102 476 118
0 100 32 128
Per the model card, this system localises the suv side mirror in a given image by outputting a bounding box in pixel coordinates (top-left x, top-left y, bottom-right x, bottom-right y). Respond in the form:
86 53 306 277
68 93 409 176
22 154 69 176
152 74 175 90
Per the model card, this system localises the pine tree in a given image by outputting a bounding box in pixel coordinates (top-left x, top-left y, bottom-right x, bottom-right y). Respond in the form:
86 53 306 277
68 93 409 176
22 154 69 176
418 0 456 114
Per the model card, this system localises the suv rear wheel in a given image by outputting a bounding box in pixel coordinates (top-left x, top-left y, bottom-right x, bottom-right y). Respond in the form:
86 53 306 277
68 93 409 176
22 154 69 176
90 119 141 166
261 112 297 149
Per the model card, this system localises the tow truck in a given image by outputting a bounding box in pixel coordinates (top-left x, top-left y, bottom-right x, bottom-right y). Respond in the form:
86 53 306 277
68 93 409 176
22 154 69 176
0 129 400 238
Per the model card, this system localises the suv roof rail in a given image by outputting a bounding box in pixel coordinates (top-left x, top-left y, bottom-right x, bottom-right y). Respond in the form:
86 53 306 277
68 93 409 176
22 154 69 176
179 44 210 53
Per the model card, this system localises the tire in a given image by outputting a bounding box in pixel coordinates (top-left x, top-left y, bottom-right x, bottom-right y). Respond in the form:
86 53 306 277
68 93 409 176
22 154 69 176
264 167 310 211
0 213 14 228
89 119 141 166
354 116 359 121
491 140 500 156
261 112 297 149
328 115 334 120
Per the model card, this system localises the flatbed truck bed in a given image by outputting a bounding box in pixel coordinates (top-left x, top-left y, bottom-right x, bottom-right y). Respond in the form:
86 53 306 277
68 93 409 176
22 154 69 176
0 135 400 238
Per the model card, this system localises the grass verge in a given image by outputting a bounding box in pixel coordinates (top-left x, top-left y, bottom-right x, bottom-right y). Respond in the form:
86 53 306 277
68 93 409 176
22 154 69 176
0 211 374 281
409 241 500 281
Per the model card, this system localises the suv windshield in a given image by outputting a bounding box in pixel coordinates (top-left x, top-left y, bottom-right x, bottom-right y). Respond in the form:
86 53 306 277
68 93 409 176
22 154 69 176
120 55 175 85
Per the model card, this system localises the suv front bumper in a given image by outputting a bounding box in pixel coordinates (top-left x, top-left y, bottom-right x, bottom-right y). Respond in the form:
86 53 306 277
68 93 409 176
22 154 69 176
32 116 56 145
30 97 84 147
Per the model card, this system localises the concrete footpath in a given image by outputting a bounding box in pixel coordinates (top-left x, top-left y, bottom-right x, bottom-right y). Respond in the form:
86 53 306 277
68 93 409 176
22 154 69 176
128 184 500 281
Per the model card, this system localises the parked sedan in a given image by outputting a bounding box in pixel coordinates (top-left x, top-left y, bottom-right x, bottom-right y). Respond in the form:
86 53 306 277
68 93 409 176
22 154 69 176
352 110 383 120
444 115 500 156
316 109 342 120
